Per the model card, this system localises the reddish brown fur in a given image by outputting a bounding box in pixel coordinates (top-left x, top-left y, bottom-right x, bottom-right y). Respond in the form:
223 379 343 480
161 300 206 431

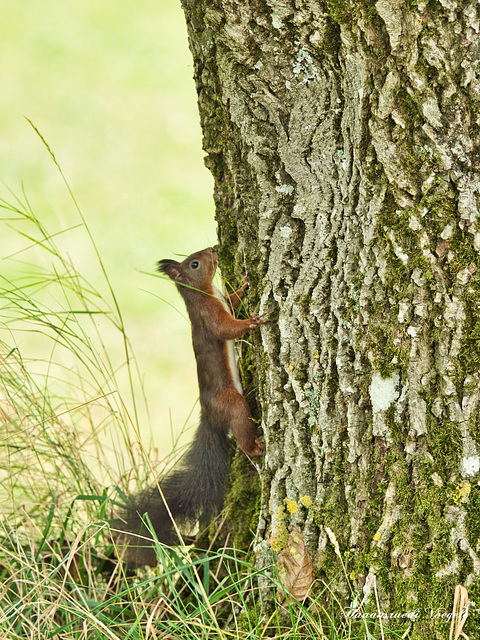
118 248 264 564
161 247 264 456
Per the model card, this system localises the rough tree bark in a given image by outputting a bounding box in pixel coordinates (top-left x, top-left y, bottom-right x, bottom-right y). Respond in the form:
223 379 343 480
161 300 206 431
181 0 480 636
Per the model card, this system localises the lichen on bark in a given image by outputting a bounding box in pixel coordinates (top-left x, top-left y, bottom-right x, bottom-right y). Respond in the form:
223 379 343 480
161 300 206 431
181 0 480 634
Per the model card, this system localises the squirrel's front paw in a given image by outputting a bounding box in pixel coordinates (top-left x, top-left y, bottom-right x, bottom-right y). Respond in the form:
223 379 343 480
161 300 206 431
248 313 265 328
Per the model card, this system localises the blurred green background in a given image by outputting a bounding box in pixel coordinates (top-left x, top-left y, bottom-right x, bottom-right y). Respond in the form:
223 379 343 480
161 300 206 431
0 0 217 462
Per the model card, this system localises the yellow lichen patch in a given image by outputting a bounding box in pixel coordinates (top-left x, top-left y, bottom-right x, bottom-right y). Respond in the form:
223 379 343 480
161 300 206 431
269 504 290 551
270 496 313 551
285 498 298 514
452 480 471 504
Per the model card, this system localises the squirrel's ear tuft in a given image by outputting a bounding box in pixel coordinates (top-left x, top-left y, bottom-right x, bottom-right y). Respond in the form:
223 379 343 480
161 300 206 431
157 259 179 273
157 259 182 281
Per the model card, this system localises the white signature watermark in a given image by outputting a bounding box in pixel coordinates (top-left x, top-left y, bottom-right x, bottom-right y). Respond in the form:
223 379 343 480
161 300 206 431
346 605 469 622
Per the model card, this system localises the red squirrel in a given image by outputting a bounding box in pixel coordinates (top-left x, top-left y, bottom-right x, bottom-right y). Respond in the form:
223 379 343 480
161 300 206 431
121 247 264 565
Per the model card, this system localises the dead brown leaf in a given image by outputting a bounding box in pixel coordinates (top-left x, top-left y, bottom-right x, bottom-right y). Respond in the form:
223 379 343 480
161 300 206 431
276 527 314 605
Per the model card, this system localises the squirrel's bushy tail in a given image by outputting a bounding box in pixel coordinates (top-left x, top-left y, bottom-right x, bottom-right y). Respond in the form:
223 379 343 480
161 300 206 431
118 418 230 566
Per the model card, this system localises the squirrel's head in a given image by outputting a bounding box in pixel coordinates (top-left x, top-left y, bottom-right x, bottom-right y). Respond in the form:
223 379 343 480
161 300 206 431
157 247 217 292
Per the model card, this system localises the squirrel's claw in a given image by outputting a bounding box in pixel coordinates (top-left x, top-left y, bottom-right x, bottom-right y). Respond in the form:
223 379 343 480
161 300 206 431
248 312 265 328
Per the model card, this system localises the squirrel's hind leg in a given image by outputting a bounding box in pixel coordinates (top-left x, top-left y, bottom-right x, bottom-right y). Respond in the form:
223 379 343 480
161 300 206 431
228 392 264 456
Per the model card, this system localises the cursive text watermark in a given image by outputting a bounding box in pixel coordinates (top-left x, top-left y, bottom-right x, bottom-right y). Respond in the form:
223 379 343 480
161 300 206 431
345 605 469 622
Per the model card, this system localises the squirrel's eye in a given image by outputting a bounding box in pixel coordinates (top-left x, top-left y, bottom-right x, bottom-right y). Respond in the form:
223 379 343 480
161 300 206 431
191 261 199 269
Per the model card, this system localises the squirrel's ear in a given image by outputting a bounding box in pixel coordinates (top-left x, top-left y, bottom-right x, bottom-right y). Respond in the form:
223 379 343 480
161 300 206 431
157 259 182 281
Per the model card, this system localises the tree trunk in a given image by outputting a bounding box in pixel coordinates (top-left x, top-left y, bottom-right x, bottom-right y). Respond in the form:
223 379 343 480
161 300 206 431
181 0 480 635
